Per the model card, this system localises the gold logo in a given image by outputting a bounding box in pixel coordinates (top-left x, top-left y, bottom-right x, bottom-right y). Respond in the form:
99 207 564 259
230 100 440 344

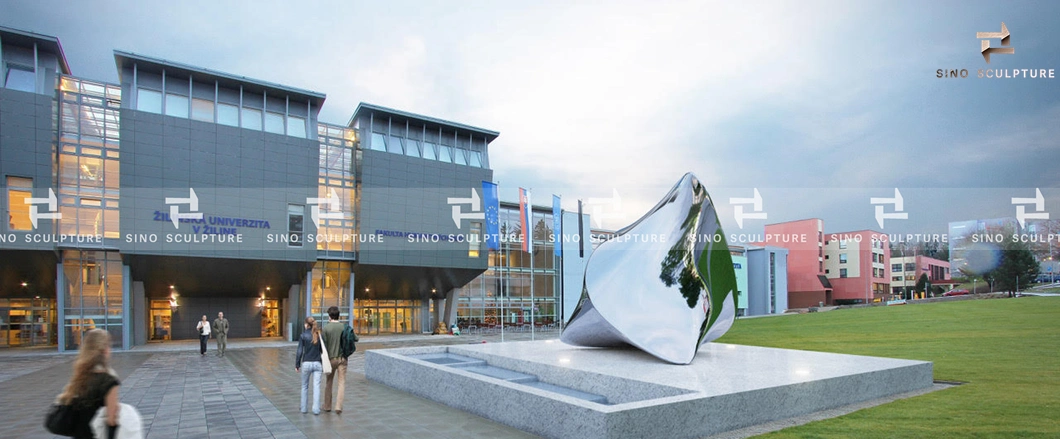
977 22 1014 63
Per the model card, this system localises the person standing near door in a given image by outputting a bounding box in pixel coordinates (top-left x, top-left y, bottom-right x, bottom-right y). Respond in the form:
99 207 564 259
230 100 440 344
196 315 210 356
213 312 229 357
321 306 347 414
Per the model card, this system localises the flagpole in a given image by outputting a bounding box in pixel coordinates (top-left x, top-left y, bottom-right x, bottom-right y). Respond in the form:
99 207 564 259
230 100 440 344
530 189 535 341
501 238 506 342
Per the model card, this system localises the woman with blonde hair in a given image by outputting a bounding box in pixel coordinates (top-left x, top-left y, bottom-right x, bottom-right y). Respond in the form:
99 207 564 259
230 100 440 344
59 329 120 439
295 316 324 414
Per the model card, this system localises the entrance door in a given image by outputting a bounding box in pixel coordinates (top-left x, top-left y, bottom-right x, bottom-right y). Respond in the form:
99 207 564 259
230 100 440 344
149 300 172 341
0 298 56 347
261 300 280 337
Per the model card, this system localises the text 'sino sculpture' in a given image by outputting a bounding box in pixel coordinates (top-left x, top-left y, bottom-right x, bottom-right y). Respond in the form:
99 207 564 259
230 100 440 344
561 173 738 365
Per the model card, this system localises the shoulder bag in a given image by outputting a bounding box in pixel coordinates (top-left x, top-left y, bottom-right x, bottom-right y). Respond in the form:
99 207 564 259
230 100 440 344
319 335 332 374
44 399 77 436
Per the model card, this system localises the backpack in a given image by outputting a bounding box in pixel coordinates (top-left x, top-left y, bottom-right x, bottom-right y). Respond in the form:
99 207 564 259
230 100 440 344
340 324 359 358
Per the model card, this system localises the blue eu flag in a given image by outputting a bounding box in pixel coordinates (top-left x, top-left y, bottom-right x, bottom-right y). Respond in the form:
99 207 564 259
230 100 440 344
482 181 500 250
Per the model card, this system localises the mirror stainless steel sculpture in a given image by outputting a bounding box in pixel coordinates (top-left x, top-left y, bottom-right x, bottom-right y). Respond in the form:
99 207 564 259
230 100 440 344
561 173 738 364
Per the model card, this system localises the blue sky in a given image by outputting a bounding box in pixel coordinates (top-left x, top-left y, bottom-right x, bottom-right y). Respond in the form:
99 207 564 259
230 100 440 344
5 0 1058 235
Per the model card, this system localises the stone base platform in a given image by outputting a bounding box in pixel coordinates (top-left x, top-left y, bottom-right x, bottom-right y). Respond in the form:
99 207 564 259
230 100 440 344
365 341 933 439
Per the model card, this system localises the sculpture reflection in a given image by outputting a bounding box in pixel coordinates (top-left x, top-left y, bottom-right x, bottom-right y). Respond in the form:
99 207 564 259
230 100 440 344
561 173 737 364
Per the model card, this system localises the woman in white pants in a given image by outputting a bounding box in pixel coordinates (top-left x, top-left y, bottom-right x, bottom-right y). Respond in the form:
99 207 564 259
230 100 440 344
294 317 324 414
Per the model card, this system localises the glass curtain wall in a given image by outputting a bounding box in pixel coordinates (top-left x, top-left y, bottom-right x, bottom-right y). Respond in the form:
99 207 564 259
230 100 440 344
353 300 421 335
455 207 561 333
58 77 121 239
309 260 351 322
62 250 123 349
316 123 359 255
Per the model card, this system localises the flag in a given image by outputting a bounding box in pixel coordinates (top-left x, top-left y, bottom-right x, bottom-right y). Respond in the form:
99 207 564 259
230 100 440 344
578 199 584 258
482 181 500 251
553 195 562 257
519 188 531 253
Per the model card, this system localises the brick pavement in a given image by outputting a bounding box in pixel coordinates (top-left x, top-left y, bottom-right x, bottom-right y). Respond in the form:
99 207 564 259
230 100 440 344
0 330 558 439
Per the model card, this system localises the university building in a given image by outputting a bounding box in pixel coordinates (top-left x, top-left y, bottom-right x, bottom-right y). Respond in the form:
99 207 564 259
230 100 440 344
0 26 586 351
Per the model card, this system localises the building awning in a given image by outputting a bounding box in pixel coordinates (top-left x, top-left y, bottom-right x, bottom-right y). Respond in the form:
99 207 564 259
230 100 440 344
818 275 833 289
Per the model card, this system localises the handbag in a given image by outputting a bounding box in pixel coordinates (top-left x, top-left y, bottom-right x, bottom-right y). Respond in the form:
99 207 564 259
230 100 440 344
45 401 77 436
319 336 333 374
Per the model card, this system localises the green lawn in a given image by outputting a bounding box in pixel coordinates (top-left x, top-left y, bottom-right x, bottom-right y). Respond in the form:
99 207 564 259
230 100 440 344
716 297 1060 438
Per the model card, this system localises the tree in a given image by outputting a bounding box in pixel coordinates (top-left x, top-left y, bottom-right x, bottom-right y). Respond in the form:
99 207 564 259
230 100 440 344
914 273 929 298
991 238 1040 296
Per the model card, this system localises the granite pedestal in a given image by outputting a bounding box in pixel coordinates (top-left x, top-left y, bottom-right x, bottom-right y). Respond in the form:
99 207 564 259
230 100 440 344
365 341 933 439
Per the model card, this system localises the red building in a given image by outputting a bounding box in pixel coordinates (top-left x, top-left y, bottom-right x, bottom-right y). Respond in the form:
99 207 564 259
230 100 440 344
760 219 831 308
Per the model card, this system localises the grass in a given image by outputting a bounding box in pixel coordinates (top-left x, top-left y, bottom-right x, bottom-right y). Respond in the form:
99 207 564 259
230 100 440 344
715 297 1060 438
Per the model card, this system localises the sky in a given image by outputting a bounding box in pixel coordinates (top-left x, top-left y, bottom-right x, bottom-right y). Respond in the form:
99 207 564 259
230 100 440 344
4 0 1059 236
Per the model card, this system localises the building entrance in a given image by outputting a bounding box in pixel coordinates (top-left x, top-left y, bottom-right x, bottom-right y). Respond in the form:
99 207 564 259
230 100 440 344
0 298 57 347
354 300 421 335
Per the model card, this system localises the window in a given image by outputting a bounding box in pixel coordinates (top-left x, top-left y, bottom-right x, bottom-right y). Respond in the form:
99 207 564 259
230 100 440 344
191 98 214 122
6 177 34 231
839 240 847 249
892 263 902 272
905 263 916 271
288 205 304 247
265 112 285 134
136 88 162 114
164 93 189 118
893 276 902 282
422 142 437 160
840 268 848 278
470 151 483 167
453 148 468 166
287 116 307 138
825 255 829 260
825 269 830 274
405 140 420 158
839 253 847 264
217 103 239 127
387 136 404 154
4 65 35 92
438 145 453 163
370 133 387 152
241 108 262 130
469 222 482 258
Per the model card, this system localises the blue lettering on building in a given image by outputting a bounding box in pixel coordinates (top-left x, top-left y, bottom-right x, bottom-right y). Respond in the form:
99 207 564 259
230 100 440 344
153 211 270 235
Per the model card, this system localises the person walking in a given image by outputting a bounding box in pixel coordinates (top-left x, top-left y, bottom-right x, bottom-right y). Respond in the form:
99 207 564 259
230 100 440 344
196 315 211 356
213 312 229 357
321 306 347 414
57 329 121 439
295 317 324 415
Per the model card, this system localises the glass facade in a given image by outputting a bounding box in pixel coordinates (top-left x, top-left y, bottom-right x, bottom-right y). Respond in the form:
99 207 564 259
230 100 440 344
316 123 359 254
309 260 351 322
0 298 56 347
62 250 123 350
454 206 561 332
58 77 121 239
353 300 421 335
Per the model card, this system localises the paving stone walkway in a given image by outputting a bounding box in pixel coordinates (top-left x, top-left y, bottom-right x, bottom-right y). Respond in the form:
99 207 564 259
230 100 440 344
0 331 558 439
